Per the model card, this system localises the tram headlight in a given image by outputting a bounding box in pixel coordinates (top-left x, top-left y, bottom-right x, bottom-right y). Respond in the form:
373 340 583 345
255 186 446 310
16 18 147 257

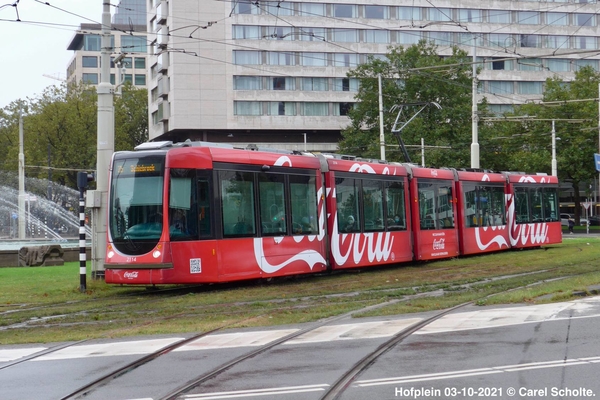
153 250 161 258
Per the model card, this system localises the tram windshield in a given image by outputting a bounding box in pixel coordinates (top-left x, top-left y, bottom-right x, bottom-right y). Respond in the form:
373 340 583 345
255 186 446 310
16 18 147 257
109 155 165 255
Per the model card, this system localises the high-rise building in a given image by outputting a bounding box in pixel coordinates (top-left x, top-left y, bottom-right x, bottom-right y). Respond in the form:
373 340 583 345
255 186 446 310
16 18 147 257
146 1 598 150
66 0 148 90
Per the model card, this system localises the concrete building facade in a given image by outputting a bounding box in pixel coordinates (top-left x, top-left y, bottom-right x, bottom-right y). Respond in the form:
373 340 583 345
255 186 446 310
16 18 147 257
146 0 599 150
66 0 148 90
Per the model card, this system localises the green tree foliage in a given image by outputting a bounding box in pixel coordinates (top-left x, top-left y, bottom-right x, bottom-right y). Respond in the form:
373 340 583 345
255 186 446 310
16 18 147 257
0 82 148 197
340 40 486 167
485 66 600 222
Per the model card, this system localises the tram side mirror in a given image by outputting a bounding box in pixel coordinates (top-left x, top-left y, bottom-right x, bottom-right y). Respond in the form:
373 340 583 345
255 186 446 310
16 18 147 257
78 171 95 190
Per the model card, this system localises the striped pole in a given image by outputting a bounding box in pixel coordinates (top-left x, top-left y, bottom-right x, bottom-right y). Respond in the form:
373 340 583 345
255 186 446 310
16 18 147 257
77 171 90 293
79 184 87 292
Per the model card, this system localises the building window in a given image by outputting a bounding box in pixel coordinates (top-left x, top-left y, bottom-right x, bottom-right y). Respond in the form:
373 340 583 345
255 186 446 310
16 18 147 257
546 59 571 72
267 102 296 116
134 74 146 85
264 1 293 16
333 78 359 92
547 12 568 26
429 32 452 46
488 81 514 95
575 13 595 26
124 74 133 84
458 9 481 23
134 57 146 69
334 102 354 116
82 73 98 84
265 26 293 40
233 25 260 39
518 82 543 94
82 56 98 68
301 77 328 91
489 58 513 70
234 101 262 115
268 52 295 65
300 3 325 17
489 10 510 24
301 103 328 116
517 11 540 25
121 36 147 53
575 59 599 71
488 34 512 47
84 35 101 51
233 50 261 65
545 35 569 49
298 27 326 41
333 53 358 67
398 6 420 21
365 5 388 19
234 76 262 90
302 53 327 66
574 36 596 49
489 104 514 115
520 35 540 48
332 28 359 43
428 8 451 22
270 77 295 90
234 1 259 14
397 31 421 45
365 30 390 44
334 4 357 18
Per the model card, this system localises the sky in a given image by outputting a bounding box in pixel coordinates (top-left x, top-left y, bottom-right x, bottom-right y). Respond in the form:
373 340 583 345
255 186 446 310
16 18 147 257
0 1 104 109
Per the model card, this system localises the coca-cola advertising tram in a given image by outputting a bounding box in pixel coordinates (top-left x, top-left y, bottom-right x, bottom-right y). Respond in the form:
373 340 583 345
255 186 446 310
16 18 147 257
104 141 562 285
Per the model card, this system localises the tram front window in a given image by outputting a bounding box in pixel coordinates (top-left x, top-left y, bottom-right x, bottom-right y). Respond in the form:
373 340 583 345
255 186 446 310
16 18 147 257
110 156 164 255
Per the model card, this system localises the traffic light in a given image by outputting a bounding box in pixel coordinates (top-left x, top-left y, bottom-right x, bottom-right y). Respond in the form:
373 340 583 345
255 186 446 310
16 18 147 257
77 171 95 190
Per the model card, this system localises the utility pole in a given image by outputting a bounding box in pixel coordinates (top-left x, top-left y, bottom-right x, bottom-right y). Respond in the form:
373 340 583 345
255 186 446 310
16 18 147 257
551 120 557 177
89 1 115 279
18 106 25 239
471 38 480 169
378 74 385 160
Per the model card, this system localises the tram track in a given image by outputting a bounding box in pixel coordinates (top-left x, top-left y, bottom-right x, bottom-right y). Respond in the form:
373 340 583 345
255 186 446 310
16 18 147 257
48 273 578 400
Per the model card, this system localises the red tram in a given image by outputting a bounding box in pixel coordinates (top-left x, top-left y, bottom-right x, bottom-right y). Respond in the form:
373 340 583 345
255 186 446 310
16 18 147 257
104 141 562 285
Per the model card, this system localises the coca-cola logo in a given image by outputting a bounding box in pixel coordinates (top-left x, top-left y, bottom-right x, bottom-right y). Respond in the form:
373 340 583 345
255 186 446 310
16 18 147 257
124 271 139 279
433 238 445 250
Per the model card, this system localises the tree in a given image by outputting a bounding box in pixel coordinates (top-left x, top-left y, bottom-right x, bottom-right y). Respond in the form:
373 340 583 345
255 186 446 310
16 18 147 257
340 40 487 167
485 66 600 223
0 82 148 196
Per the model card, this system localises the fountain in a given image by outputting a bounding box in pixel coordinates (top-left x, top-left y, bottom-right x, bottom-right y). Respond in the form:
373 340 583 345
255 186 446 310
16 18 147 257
0 171 92 265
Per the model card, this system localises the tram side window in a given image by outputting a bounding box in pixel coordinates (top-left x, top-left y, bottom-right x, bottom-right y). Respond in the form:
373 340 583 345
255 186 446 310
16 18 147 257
385 181 406 230
220 171 256 237
290 174 318 235
531 188 544 222
515 187 530 223
169 171 196 241
464 184 505 227
336 177 360 233
363 181 384 232
259 173 287 235
543 188 559 222
418 180 454 229
196 176 213 238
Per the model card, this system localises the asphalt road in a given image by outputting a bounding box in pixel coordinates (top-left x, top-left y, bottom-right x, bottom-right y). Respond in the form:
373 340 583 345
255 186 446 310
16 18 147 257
2 296 600 400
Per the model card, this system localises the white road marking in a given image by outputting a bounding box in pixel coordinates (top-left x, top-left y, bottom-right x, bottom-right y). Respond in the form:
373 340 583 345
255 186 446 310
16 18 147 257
174 329 298 351
0 347 47 362
285 319 421 344
33 338 184 361
179 384 330 399
356 356 600 387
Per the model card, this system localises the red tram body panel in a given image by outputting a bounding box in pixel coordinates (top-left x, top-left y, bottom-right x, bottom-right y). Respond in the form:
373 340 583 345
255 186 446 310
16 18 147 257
407 167 460 261
104 141 562 286
321 156 413 270
504 173 562 249
455 170 510 256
